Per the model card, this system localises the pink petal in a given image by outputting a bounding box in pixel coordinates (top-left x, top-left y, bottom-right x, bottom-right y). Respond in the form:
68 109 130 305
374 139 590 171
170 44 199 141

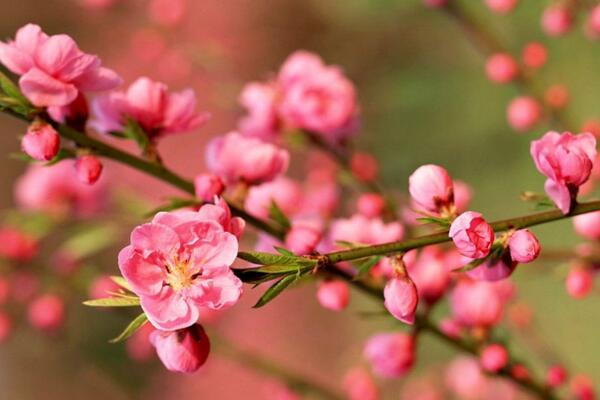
125 76 167 118
545 179 571 214
14 24 48 55
74 66 122 91
130 222 180 257
34 34 97 81
89 92 127 133
19 67 78 106
141 287 199 331
190 267 242 310
117 246 164 296
0 42 34 75
163 88 208 133
187 224 238 268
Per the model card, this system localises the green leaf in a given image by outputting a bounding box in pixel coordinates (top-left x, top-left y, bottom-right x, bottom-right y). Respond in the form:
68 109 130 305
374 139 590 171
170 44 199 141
268 201 291 230
416 216 451 228
253 274 298 308
274 247 295 257
354 256 382 279
0 71 29 105
109 313 148 343
110 276 133 292
237 251 317 267
233 268 280 285
83 296 141 307
122 118 150 152
144 197 201 218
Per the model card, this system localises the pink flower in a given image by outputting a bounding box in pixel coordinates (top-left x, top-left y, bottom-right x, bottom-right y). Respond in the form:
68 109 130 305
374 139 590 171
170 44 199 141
329 214 403 246
0 24 121 107
530 131 597 214
522 42 547 69
21 123 60 161
278 51 358 141
356 193 386 218
27 294 65 332
197 197 245 240
445 357 486 399
408 247 450 304
542 6 573 37
206 132 289 185
91 77 209 139
479 344 508 372
363 332 414 378
565 265 593 299
75 155 103 185
316 280 349 311
409 164 454 214
485 0 518 14
244 177 302 219
238 81 280 141
485 53 519 84
573 211 600 240
383 276 418 324
118 208 242 331
193 173 224 202
343 368 379 400
507 96 542 132
450 280 504 327
285 224 321 255
449 211 494 259
508 229 540 263
150 324 210 373
546 365 568 388
0 228 38 262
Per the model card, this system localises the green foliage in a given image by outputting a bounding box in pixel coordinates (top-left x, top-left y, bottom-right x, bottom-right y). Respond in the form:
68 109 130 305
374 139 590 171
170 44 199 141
109 313 148 343
237 251 317 267
122 118 150 152
83 295 141 307
268 200 291 230
253 274 299 308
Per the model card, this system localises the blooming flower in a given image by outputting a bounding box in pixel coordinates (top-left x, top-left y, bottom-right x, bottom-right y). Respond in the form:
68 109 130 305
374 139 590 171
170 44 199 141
118 206 242 331
0 24 121 107
449 211 494 259
363 332 414 378
90 77 208 139
150 324 210 373
238 81 280 141
530 131 597 214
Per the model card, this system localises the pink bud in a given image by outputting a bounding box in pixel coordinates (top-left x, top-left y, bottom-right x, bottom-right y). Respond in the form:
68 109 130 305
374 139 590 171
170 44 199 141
0 311 12 343
449 211 494 259
546 364 568 388
582 119 600 138
343 368 379 400
150 324 210 373
357 193 386 218
573 211 600 240
445 357 486 397
21 123 60 161
544 84 569 109
542 6 573 37
485 53 518 84
27 294 65 332
508 229 540 263
450 280 504 328
363 332 414 378
408 247 450 303
479 344 508 372
285 224 321 255
0 228 38 262
571 374 596 400
507 96 542 132
587 5 600 38
485 0 517 14
466 254 517 281
409 164 454 213
383 276 418 324
75 155 103 185
522 42 548 69
566 265 594 299
194 173 224 202
439 317 463 339
350 152 379 183
316 280 350 311
511 364 530 380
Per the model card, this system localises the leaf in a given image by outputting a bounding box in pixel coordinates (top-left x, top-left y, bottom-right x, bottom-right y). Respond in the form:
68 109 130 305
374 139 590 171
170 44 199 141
233 268 280 285
144 197 201 217
268 201 291 230
83 296 141 307
0 71 29 104
109 313 148 343
274 247 295 257
60 224 119 260
110 276 133 292
237 251 316 267
354 256 382 280
123 118 150 152
416 216 451 228
253 274 298 308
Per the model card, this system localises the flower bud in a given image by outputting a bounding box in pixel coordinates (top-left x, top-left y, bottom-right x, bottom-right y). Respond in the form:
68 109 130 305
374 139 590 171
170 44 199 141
357 193 386 218
545 84 569 109
0 311 12 343
284 224 321 255
587 5 600 38
571 374 596 400
439 317 462 339
566 265 593 299
450 280 504 328
449 211 494 259
485 0 517 14
479 344 508 372
350 152 378 183
316 280 350 311
27 294 65 332
383 275 418 324
511 364 530 380
573 211 600 240
542 6 573 37
89 275 120 299
150 324 210 373
194 173 224 202
0 228 38 262
75 155 103 184
507 96 542 132
546 364 568 388
21 123 60 161
409 164 454 213
342 368 379 400
522 42 547 69
508 229 540 263
363 332 414 378
485 53 518 84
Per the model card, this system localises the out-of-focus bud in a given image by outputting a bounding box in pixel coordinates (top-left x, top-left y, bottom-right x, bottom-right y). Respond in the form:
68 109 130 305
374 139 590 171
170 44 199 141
342 368 379 400
546 364 568 388
545 84 569 109
126 323 155 362
453 180 472 213
508 229 540 263
507 96 542 132
450 280 504 328
27 294 65 332
0 228 38 262
350 152 379 183
522 42 548 69
541 6 573 37
566 265 594 299
150 324 210 373
316 280 350 312
88 275 120 299
479 344 508 372
485 0 518 14
363 332 414 378
571 374 596 400
21 123 60 161
285 224 321 255
357 193 386 218
573 211 600 240
194 173 224 202
587 5 600 39
449 211 494 259
485 53 519 84
75 155 103 185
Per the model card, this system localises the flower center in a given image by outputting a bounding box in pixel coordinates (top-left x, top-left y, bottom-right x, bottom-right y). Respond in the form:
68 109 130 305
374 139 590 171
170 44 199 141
165 256 195 291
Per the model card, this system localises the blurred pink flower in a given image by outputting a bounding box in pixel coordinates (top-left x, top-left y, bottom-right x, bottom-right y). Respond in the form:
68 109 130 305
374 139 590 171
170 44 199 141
342 368 379 400
238 81 280 141
244 177 302 219
450 279 504 328
316 280 349 311
0 228 38 262
363 332 414 378
28 293 65 333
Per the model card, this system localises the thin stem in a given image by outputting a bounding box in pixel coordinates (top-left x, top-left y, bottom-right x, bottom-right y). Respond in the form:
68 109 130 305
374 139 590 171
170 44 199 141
213 335 344 400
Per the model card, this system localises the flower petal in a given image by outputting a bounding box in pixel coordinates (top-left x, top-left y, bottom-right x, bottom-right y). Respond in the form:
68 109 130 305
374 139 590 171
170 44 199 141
19 67 78 106
117 245 164 296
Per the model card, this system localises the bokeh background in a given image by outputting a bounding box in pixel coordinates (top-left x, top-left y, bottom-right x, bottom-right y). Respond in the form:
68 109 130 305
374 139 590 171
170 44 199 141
0 0 598 398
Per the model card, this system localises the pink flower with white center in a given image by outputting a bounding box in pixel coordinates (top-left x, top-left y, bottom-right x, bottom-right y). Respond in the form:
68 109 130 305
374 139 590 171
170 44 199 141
363 332 414 378
508 229 540 263
479 344 508 372
278 51 359 141
205 132 289 185
449 211 494 259
573 211 600 240
409 164 454 214
150 324 210 373
450 279 504 328
21 122 60 161
384 276 418 324
118 209 242 331
485 53 519 84
238 81 280 141
0 24 121 107
244 177 302 219
316 280 349 311
91 76 208 139
531 131 597 214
